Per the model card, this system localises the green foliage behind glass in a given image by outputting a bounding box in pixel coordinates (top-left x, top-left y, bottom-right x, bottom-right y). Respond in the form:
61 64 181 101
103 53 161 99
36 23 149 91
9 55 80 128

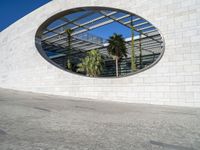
77 50 104 77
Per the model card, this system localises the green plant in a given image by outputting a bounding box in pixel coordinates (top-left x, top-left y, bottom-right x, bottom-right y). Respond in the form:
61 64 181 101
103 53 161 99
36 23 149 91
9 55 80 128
65 28 73 70
67 59 72 70
66 28 73 50
107 33 127 77
77 50 104 77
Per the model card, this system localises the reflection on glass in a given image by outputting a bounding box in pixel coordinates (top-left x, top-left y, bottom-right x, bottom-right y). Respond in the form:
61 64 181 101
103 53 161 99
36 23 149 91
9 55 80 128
36 7 164 77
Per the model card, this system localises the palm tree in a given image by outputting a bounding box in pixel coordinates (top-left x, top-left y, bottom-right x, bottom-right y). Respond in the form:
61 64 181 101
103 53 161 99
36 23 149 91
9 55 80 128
107 33 127 77
65 28 73 70
77 50 104 77
66 28 73 50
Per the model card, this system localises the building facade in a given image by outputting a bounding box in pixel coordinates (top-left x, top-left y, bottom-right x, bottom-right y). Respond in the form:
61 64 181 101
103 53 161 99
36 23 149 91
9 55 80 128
0 0 200 107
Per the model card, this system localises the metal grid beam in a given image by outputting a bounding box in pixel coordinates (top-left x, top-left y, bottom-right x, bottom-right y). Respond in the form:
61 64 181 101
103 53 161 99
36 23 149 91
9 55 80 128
99 10 162 44
43 11 94 35
40 8 164 64
42 11 118 41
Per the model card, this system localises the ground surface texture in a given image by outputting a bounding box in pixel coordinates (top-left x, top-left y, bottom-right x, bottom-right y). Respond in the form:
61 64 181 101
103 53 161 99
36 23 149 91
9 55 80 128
0 88 200 150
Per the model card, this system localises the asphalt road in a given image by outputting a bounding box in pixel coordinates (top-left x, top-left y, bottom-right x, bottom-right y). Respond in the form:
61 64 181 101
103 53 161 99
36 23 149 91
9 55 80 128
0 88 200 150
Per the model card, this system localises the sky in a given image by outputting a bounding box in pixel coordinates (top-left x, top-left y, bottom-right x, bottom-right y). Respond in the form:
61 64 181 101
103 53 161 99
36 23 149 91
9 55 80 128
0 0 51 31
88 22 132 40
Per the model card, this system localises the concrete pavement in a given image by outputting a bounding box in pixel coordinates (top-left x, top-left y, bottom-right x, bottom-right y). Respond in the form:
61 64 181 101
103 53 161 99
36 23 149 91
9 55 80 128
0 88 200 150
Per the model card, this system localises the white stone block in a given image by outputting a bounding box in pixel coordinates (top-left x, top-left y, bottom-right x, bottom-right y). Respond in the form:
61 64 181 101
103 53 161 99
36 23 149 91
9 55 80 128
0 0 199 107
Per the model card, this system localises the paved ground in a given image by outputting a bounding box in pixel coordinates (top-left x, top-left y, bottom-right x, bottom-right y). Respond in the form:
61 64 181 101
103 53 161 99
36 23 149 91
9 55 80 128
0 88 200 150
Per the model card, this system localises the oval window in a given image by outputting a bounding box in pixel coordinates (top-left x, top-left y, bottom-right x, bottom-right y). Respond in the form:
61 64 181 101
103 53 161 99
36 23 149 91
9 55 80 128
35 7 164 77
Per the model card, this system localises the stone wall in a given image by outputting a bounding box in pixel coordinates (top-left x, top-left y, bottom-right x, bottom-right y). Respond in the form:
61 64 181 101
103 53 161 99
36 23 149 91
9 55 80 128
0 0 200 107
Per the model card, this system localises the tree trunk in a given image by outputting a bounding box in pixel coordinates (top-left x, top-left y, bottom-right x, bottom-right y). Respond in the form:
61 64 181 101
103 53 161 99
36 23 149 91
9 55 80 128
131 27 136 71
115 57 119 77
68 35 71 52
67 35 72 70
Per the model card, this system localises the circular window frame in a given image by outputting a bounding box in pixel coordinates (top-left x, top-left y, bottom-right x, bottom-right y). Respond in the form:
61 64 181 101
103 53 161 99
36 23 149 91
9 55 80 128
35 6 165 78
